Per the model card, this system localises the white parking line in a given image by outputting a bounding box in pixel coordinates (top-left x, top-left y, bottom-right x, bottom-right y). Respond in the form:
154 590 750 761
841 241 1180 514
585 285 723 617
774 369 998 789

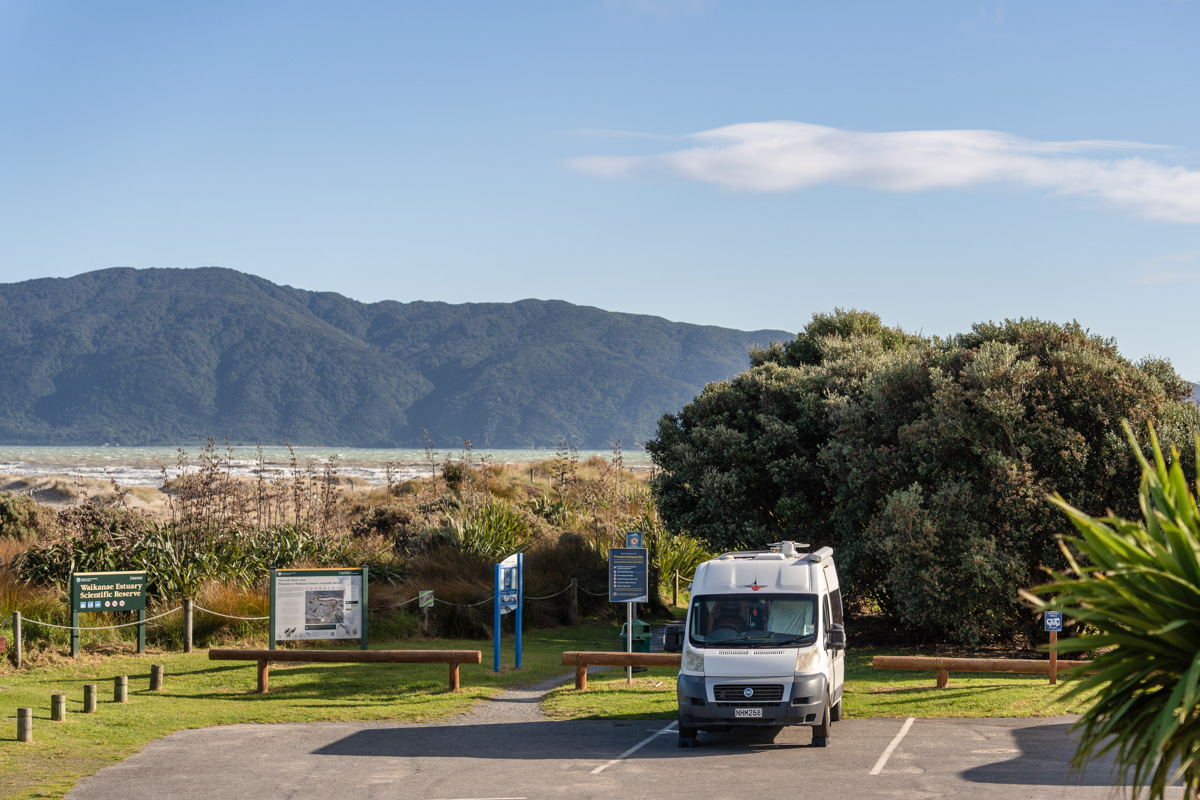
870 717 915 775
590 721 678 774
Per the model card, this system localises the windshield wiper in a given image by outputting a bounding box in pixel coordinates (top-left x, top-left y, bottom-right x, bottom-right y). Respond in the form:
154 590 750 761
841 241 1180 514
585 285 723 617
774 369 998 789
773 635 816 646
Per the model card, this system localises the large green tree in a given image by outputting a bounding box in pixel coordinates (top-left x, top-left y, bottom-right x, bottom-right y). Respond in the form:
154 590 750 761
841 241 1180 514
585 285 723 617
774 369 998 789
647 310 1199 645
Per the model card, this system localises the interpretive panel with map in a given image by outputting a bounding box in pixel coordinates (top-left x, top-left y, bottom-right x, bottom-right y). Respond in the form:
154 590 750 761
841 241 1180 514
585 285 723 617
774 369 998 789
269 567 368 649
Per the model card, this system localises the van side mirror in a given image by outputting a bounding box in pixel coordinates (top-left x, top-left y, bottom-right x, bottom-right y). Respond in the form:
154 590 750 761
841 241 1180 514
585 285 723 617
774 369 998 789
664 625 683 653
826 623 846 651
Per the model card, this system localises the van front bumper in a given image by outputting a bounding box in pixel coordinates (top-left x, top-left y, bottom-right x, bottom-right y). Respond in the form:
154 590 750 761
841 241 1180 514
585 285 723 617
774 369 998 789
677 673 828 728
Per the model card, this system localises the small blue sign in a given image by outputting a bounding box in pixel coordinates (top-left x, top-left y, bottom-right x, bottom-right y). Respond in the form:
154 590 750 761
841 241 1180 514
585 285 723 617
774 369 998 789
626 531 643 548
1044 611 1063 632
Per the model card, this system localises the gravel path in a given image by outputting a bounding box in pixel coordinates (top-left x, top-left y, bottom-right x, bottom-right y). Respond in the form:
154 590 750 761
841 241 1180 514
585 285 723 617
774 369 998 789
446 668 605 725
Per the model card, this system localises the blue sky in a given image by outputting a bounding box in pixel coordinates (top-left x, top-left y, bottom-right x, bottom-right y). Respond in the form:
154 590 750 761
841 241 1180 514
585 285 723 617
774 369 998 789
2 1 1198 380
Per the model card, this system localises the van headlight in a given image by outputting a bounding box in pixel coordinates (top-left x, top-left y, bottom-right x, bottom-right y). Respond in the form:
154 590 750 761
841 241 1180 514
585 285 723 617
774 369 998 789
795 647 820 674
683 645 705 673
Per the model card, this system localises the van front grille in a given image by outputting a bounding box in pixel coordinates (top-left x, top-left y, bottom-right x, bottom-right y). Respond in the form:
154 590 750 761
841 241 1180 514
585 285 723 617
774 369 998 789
713 683 785 704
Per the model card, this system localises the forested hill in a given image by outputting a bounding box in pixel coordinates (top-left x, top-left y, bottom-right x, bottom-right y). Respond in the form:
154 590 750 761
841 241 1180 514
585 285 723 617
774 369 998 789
0 268 790 448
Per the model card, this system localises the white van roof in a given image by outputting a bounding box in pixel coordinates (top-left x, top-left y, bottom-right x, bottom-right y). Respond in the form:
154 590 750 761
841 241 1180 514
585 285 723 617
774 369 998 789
692 541 836 595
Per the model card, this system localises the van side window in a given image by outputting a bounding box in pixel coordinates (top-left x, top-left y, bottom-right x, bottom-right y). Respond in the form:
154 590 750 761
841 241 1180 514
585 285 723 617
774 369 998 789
822 594 832 631
829 588 844 626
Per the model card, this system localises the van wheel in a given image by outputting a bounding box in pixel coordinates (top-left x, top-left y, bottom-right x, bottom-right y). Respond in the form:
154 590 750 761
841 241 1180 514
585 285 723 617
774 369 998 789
678 723 697 748
830 699 842 722
811 699 831 747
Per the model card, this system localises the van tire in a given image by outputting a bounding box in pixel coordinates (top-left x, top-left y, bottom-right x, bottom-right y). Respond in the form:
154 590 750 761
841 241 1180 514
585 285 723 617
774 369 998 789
830 698 842 722
678 722 697 747
812 699 831 747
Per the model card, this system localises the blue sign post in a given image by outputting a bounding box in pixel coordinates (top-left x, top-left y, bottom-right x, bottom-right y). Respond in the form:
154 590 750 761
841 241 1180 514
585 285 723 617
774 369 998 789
494 553 523 672
1045 610 1063 685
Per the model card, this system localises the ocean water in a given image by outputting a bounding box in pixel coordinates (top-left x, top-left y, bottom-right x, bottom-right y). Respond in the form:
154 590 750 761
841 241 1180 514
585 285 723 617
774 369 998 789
0 444 653 487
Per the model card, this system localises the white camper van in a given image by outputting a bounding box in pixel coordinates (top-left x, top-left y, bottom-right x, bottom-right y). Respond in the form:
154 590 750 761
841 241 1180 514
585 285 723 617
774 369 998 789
663 541 845 748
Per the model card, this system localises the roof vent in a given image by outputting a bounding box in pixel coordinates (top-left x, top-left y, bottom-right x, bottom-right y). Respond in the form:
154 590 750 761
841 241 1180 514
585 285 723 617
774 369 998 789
767 541 809 558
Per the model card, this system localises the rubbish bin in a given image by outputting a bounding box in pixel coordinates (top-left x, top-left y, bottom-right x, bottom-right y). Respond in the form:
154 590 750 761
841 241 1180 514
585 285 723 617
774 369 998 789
620 619 652 654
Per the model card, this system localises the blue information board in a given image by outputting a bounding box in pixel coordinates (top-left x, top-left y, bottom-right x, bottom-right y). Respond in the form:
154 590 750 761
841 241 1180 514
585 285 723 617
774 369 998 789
1044 611 1063 632
609 548 649 603
493 553 523 672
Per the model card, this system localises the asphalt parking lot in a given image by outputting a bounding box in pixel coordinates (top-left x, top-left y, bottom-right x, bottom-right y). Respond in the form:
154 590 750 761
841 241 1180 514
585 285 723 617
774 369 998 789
67 713 1182 800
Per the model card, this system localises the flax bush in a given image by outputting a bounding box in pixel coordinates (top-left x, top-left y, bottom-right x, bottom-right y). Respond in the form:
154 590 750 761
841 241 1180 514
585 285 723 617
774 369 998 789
1026 422 1200 799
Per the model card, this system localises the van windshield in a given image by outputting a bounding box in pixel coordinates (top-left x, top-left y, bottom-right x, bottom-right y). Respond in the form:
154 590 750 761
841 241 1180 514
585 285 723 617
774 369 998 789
688 594 818 647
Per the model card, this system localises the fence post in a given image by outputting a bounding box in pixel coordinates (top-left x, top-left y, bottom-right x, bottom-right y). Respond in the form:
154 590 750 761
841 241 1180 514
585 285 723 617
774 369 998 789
83 684 97 713
17 708 32 742
70 607 80 658
51 694 66 721
183 598 193 653
150 664 164 691
137 608 146 654
114 675 128 703
12 611 21 669
673 570 679 607
568 578 580 625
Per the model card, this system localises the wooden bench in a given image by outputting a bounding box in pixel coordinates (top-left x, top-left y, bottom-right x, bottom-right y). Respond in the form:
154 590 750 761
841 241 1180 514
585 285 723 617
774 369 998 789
561 651 681 690
872 655 1095 688
209 648 483 693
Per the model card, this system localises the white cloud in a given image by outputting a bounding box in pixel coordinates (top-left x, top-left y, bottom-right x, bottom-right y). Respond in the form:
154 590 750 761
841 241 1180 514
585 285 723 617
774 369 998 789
566 121 1200 224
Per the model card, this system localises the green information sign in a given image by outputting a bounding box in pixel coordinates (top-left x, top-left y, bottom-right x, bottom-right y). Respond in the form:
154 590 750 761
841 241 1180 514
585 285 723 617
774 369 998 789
69 571 148 657
72 571 147 613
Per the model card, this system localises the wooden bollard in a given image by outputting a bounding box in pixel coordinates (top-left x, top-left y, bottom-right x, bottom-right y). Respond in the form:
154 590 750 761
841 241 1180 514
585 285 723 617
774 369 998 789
17 708 32 742
576 664 588 691
114 675 128 703
150 664 164 691
51 693 66 721
84 684 98 713
937 668 949 689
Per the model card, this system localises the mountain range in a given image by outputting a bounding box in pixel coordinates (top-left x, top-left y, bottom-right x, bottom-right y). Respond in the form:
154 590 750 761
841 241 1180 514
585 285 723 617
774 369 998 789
0 268 790 448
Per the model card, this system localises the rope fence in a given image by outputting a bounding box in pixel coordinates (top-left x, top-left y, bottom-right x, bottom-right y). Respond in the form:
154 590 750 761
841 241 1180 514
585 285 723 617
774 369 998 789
5 574 685 630
4 572 692 666
18 606 183 630
191 605 269 622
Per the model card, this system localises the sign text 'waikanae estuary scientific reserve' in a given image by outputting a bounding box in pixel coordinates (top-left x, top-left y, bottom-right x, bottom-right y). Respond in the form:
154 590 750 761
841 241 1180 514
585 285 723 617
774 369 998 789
71 571 147 613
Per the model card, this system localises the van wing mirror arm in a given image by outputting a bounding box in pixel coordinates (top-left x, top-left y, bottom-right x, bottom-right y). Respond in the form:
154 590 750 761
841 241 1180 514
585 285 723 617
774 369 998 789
826 623 846 651
663 624 684 653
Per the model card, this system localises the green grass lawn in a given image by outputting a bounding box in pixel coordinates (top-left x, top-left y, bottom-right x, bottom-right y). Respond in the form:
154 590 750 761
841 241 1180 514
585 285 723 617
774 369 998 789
543 648 1099 721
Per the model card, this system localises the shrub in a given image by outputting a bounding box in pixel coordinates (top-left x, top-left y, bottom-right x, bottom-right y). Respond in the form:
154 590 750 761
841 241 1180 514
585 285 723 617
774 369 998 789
0 492 53 540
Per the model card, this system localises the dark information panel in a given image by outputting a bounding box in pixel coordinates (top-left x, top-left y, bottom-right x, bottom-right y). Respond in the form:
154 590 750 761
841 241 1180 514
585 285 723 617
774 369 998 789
609 548 649 603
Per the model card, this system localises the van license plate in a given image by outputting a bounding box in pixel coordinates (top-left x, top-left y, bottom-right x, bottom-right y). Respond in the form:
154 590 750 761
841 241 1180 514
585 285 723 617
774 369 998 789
734 708 762 718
